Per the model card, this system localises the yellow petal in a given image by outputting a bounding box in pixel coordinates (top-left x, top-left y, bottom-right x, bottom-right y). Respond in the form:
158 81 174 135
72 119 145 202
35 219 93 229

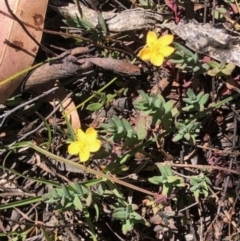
76 129 86 141
157 35 174 46
79 149 90 162
150 53 164 67
146 31 158 47
89 139 101 152
68 141 81 155
86 127 97 141
138 47 152 61
161 46 175 57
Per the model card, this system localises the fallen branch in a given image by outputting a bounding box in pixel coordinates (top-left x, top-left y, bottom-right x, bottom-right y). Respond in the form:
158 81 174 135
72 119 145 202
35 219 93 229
22 47 141 91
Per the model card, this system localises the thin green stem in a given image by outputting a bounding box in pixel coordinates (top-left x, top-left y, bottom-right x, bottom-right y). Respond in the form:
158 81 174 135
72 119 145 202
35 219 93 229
65 77 118 116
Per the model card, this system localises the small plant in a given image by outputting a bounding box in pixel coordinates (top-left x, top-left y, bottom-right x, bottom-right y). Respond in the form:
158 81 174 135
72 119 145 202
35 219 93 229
87 92 116 111
61 9 95 31
206 61 235 76
169 42 236 76
190 173 212 199
169 42 208 73
43 182 103 240
172 120 200 145
100 115 139 148
182 88 209 112
148 163 185 196
112 204 150 234
133 90 178 129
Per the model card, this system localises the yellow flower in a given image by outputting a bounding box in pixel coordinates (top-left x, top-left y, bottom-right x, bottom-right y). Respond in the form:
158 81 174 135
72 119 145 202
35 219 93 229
68 127 101 162
138 31 175 67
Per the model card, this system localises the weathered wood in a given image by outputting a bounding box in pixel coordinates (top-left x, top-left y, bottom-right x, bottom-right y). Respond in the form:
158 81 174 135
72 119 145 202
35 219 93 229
160 21 240 67
51 0 163 32
22 47 141 91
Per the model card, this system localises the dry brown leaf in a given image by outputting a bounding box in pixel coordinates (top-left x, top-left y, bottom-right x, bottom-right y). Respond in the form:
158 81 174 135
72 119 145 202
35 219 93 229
31 81 81 130
0 0 48 103
50 87 81 130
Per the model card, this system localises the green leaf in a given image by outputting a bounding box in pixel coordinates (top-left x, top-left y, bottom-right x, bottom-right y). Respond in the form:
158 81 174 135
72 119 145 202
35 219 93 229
94 203 100 220
70 183 84 196
208 68 220 76
190 184 200 192
190 176 203 184
186 121 196 132
175 122 186 130
136 116 148 140
193 65 201 72
207 60 220 68
205 176 212 185
173 42 194 57
157 164 169 177
4 96 22 106
215 7 227 14
176 182 185 187
122 220 133 235
106 94 115 104
172 133 183 142
189 179 197 186
122 118 135 138
199 93 209 105
222 67 233 76
179 63 187 69
138 90 149 99
171 107 179 117
203 189 209 198
182 98 195 104
61 184 71 198
213 8 226 20
182 104 195 112
194 189 200 199
169 57 185 64
167 176 179 183
148 176 164 185
201 63 210 71
192 53 199 63
184 133 191 141
131 211 143 220
164 100 174 114
162 164 173 176
86 102 103 111
187 88 196 98
112 117 124 134
198 104 205 111
219 62 226 69
226 62 235 71
73 195 83 211
189 135 196 145
97 11 108 34
60 196 66 207
86 192 92 207
159 95 166 104
113 208 128 220
153 98 161 108
196 91 205 101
